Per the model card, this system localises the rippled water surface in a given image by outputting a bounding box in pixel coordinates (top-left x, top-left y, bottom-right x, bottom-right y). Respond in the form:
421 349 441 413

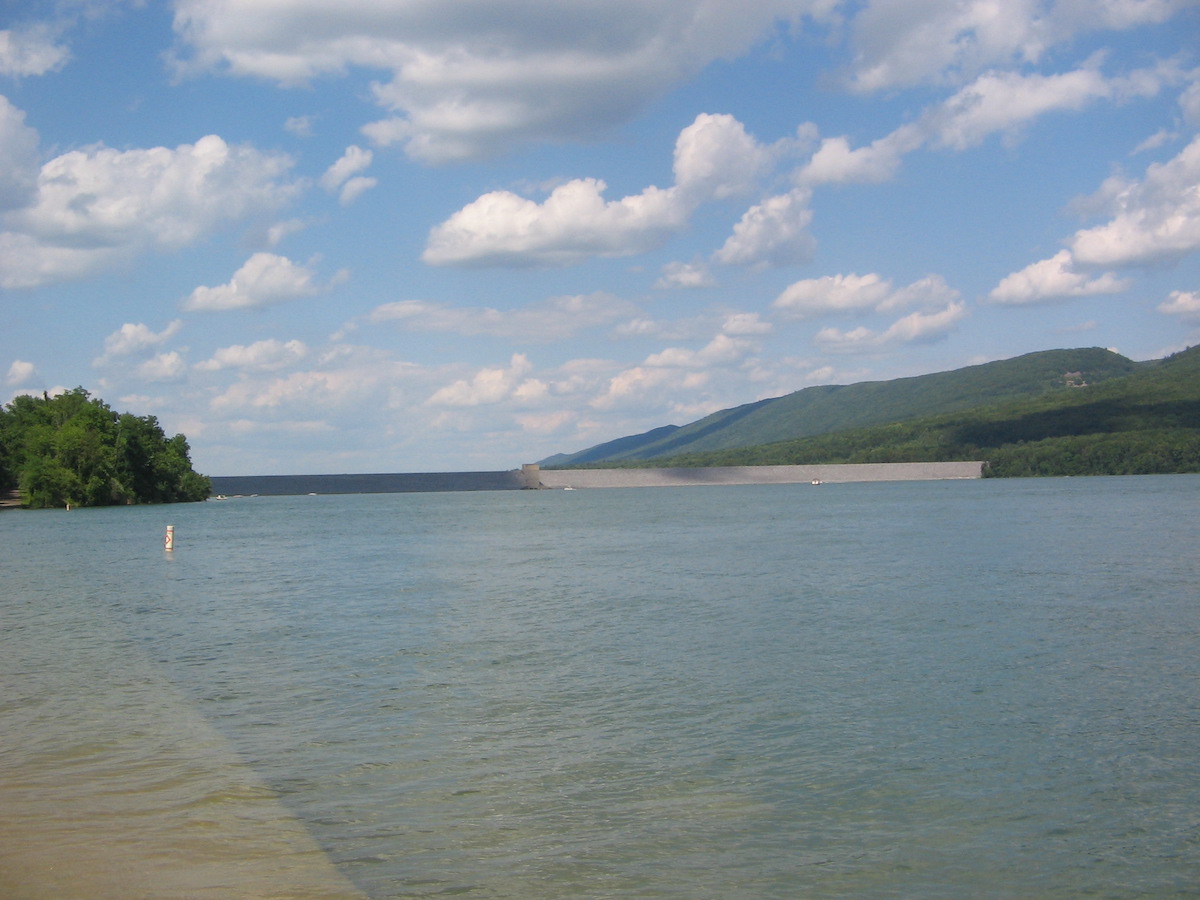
2 476 1199 898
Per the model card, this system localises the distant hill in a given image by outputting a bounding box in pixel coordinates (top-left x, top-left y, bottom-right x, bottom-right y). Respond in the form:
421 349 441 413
543 345 1200 478
544 348 1140 466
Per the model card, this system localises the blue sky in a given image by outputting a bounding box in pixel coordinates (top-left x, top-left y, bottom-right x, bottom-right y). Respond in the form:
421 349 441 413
2 0 1198 475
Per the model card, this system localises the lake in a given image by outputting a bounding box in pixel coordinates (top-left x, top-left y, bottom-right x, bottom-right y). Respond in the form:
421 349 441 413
2 475 1198 899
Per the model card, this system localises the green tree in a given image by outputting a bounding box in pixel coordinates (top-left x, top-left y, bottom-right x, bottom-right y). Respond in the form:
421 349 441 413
0 389 210 508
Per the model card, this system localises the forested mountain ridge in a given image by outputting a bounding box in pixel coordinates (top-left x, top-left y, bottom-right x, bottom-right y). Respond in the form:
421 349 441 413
543 348 1141 466
0 388 211 509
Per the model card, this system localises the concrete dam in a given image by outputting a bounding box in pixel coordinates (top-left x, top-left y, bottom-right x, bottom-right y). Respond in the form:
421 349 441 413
524 461 985 489
209 461 984 497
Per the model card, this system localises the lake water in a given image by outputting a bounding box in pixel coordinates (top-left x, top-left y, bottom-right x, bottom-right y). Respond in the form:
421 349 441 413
2 476 1198 899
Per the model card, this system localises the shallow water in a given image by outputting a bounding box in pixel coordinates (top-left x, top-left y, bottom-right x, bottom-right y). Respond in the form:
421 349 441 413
2 476 1198 898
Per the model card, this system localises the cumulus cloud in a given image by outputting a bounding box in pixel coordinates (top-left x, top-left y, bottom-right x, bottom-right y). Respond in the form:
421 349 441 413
184 253 325 311
988 249 1130 304
721 312 774 336
590 365 698 412
929 64 1167 150
1158 289 1200 318
0 25 70 77
196 339 309 372
590 312 767 413
773 272 893 317
138 351 188 383
210 359 413 417
673 113 773 200
95 320 183 365
0 96 40 212
844 0 1187 93
656 259 717 289
266 218 307 247
427 354 544 408
284 115 315 137
423 177 686 267
5 359 38 386
1068 134 1200 267
1182 79 1200 126
423 113 778 267
773 271 959 319
0 134 298 289
713 189 815 267
644 333 755 368
815 300 967 351
170 0 819 163
799 125 924 184
320 145 377 205
794 60 1179 194
368 292 636 341
336 176 377 206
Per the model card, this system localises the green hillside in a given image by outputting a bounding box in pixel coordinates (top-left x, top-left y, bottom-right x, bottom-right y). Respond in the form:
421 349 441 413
544 347 1140 466
608 345 1200 478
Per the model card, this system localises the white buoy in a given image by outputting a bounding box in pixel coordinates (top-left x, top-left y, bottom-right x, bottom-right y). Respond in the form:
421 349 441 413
164 525 175 551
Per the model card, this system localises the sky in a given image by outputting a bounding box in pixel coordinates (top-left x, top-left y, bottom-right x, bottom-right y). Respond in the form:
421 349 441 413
2 0 1199 476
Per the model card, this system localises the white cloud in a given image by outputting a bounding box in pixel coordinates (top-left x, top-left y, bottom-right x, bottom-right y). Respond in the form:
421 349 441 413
644 333 755 369
321 145 377 204
95 320 183 365
673 113 773 201
423 177 686 268
929 65 1164 150
590 365 689 412
284 115 315 137
1131 129 1177 155
184 253 323 311
1068 134 1200 266
773 272 893 317
0 96 40 212
0 25 70 77
138 351 188 383
368 291 636 341
5 359 37 386
722 312 774 336
1182 78 1200 126
713 188 815 267
0 135 298 289
1158 289 1200 318
210 358 414 418
196 339 309 372
170 0 822 163
656 259 716 289
885 273 962 310
794 61 1180 191
427 353 541 408
515 410 577 435
336 176 377 206
266 218 307 247
799 125 923 184
773 271 959 318
815 300 967 350
845 0 1187 93
989 249 1130 304
422 112 780 268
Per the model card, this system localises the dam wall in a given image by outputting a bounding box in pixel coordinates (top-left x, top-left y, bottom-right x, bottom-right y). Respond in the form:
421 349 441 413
529 461 984 489
210 470 526 496
209 462 983 497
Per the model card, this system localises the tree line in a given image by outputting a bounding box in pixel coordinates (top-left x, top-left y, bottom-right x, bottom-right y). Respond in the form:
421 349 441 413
0 388 211 508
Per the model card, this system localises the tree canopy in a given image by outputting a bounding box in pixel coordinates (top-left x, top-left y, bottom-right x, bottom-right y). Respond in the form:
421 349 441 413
0 388 210 508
